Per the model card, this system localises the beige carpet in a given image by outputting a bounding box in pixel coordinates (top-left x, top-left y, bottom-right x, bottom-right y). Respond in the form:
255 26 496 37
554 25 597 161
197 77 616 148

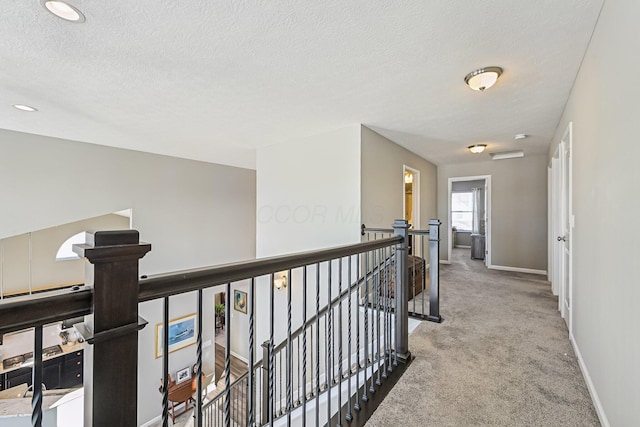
366 248 600 427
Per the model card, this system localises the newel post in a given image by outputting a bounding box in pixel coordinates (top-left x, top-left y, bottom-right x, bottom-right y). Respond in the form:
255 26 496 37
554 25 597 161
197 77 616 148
392 219 411 362
73 230 151 427
428 219 444 323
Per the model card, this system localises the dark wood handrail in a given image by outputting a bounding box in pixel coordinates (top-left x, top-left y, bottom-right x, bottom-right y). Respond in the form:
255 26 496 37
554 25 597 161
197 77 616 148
0 286 92 337
138 236 402 302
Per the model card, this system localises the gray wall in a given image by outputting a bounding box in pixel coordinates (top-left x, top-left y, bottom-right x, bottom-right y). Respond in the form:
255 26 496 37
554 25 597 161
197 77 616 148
0 129 256 425
437 155 548 271
549 0 640 424
361 126 437 230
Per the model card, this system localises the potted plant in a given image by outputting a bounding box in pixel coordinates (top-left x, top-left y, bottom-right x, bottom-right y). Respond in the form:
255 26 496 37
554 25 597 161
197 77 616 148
215 303 225 330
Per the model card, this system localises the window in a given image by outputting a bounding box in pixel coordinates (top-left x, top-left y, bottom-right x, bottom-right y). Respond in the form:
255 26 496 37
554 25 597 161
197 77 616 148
452 192 473 231
55 232 86 261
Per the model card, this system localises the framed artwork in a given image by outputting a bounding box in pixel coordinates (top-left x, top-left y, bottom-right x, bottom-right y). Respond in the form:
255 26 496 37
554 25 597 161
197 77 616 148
175 367 191 384
155 313 197 359
234 290 247 314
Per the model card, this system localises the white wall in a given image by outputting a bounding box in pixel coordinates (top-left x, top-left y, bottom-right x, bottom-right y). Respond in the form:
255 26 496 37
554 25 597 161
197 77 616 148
360 126 437 230
549 0 640 425
255 125 361 359
437 155 548 272
256 125 362 257
0 129 256 425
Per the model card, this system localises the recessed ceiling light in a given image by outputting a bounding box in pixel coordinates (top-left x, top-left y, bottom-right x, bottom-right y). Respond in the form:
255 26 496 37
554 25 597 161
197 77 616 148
514 134 528 140
490 150 525 160
42 1 86 22
468 144 487 154
13 104 38 112
464 67 503 91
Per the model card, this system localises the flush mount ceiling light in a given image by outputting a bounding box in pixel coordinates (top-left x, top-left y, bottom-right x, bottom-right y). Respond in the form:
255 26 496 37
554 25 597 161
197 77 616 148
468 144 487 154
42 0 86 22
490 150 525 160
464 67 503 91
12 104 38 112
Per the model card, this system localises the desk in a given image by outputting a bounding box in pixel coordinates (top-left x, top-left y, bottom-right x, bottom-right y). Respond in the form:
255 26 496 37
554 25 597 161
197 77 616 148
160 373 206 424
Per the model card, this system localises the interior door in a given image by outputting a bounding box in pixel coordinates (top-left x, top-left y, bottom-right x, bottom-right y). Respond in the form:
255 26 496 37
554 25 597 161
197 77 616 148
558 123 573 331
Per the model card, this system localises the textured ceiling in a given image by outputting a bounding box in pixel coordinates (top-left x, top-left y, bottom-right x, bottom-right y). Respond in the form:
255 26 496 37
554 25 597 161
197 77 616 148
0 0 603 168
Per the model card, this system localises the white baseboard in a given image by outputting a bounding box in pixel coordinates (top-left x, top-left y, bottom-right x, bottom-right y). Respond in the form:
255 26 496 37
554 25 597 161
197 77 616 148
231 349 249 364
454 245 471 249
570 332 610 427
439 260 451 265
140 415 161 427
489 264 547 275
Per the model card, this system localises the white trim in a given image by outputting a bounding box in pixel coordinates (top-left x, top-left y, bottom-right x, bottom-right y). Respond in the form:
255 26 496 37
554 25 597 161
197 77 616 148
570 333 611 427
140 415 162 427
439 260 451 265
230 350 249 364
454 245 471 249
489 265 547 275
403 165 421 230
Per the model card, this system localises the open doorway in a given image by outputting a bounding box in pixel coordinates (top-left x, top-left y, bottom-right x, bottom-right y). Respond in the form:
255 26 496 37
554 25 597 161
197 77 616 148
403 165 420 255
447 175 491 267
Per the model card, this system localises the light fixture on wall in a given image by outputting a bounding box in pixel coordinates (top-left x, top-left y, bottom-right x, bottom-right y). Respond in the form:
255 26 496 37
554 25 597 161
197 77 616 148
274 272 287 290
464 67 503 91
404 171 413 184
468 144 487 154
41 0 86 22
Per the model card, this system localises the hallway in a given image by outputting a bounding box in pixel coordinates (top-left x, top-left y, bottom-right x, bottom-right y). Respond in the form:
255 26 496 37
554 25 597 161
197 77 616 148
366 248 600 426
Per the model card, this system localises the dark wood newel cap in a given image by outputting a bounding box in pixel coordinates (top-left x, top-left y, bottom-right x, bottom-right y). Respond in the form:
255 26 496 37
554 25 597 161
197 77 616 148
73 230 151 262
92 229 140 246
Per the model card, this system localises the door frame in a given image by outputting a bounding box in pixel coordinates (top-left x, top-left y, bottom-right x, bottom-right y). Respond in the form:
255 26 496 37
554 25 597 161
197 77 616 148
402 165 420 230
447 175 492 267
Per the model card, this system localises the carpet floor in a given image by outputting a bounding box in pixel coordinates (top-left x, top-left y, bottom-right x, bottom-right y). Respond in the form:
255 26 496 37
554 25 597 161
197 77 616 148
365 248 600 427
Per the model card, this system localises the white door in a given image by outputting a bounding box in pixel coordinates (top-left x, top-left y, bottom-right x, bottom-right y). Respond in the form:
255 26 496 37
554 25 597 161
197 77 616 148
558 123 573 331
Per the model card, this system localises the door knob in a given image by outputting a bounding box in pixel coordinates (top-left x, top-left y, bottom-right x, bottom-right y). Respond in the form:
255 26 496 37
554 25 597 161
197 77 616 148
557 236 566 242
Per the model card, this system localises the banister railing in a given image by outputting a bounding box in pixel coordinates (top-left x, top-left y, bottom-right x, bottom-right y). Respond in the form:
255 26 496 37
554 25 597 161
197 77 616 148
362 219 443 323
0 219 442 427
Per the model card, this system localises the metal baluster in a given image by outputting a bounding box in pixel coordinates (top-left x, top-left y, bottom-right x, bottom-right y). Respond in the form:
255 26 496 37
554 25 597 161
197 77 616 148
421 235 426 316
392 245 399 366
268 273 275 426
371 250 382 393
225 284 232 427
327 260 333 426
354 252 361 411
412 233 417 314
337 257 343 427
302 265 308 425
315 263 320 427
297 336 300 405
381 247 388 379
287 268 293 424
31 325 43 427
345 254 354 421
196 289 203 427
163 296 170 427
279 345 283 415
248 278 255 426
362 247 369 403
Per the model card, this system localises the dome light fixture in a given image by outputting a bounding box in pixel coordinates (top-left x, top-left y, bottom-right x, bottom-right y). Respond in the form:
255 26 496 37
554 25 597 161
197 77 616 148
468 144 487 154
464 67 503 91
13 104 38 112
42 1 86 23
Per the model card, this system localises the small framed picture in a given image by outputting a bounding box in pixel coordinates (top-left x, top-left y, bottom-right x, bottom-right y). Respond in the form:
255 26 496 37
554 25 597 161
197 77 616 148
176 367 191 384
234 290 247 314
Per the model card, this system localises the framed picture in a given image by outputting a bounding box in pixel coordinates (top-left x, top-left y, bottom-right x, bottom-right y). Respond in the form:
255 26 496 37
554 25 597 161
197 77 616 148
175 367 191 384
234 290 247 314
155 313 197 359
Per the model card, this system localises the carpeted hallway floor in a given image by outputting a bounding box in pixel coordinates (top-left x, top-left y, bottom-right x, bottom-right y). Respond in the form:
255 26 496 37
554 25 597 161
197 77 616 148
366 248 600 427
